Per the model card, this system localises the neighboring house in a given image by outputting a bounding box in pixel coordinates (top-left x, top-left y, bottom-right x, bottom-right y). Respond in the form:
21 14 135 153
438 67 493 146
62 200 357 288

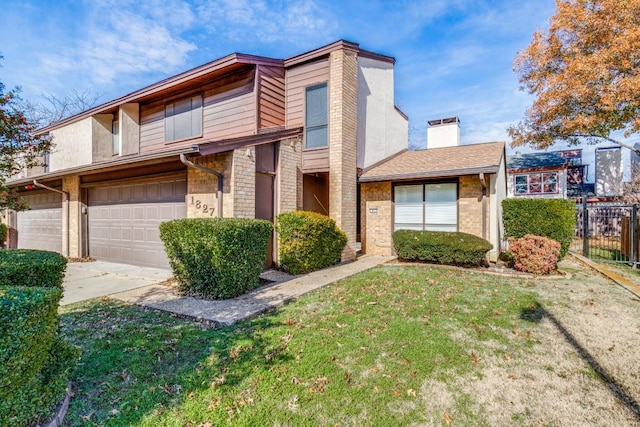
2 41 507 268
507 147 625 201
506 152 568 198
359 118 507 262
2 40 408 268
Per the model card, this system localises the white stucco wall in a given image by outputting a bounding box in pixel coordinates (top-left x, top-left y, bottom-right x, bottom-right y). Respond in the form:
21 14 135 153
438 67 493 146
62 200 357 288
356 57 408 170
49 117 93 171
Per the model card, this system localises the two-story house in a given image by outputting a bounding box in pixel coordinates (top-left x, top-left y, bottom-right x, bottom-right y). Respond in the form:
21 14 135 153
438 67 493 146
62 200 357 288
2 40 409 268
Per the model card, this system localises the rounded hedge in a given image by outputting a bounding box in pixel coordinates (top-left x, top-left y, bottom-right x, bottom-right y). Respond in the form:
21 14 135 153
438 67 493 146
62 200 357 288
277 211 348 274
393 230 493 267
0 251 78 427
0 249 67 289
160 218 273 299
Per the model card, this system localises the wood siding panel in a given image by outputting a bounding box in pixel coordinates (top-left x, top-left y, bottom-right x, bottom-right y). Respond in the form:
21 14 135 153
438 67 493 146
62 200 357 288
286 59 329 128
139 67 257 153
302 147 329 173
258 65 285 130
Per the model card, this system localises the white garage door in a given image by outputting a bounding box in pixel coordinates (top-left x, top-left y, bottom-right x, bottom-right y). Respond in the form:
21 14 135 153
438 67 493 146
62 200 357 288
17 192 63 253
88 178 187 268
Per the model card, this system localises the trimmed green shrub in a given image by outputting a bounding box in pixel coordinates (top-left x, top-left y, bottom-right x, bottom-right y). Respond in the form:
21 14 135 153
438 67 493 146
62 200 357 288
508 234 561 275
0 285 79 426
502 198 575 259
393 230 493 267
0 249 67 288
277 211 348 274
160 218 273 299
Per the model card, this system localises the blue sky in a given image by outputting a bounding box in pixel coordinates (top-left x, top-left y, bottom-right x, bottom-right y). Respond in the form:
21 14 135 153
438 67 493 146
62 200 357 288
1 0 558 150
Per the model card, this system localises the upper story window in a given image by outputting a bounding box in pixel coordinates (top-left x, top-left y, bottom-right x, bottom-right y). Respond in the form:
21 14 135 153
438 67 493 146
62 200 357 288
514 172 558 195
304 83 328 149
112 120 119 155
165 95 203 142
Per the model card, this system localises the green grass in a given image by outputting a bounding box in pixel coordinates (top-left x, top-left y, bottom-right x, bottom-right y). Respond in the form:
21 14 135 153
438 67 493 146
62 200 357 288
60 266 539 426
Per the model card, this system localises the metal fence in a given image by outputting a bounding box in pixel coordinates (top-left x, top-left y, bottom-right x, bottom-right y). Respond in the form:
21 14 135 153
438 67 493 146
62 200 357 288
572 201 639 265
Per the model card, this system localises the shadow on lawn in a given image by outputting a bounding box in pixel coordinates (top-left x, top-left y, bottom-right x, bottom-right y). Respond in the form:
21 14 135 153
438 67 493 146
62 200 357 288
521 303 640 421
60 300 293 426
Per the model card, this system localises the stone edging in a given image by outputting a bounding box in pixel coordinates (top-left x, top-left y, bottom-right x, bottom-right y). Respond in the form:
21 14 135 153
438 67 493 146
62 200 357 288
39 383 71 427
387 261 572 280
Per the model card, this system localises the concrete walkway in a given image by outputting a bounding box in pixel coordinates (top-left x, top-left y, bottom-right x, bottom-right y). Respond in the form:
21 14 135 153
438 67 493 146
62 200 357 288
110 254 395 326
61 261 173 306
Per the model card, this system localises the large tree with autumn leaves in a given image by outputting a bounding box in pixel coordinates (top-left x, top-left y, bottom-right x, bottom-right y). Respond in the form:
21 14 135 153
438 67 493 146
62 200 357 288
509 0 640 155
0 61 52 210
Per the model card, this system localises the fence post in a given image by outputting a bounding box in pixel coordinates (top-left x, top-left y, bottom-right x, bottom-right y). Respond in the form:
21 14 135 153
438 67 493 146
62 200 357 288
632 203 638 268
582 198 589 257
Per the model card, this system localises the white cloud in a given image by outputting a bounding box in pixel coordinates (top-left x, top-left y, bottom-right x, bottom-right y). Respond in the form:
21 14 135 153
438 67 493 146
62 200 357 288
39 1 196 87
195 0 334 46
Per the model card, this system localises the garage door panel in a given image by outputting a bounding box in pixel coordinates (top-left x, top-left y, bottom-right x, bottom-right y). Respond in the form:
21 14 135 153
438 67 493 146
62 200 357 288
17 192 62 253
88 178 186 268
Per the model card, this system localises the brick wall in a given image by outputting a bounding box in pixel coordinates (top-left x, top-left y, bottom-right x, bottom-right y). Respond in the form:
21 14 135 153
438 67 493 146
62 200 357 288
361 182 394 255
186 153 232 218
63 175 81 258
277 137 301 214
328 49 358 262
458 175 487 239
231 147 256 218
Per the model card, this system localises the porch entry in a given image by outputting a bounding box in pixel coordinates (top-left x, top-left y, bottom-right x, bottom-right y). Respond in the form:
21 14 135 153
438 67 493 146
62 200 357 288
572 200 639 265
303 172 329 215
255 143 277 267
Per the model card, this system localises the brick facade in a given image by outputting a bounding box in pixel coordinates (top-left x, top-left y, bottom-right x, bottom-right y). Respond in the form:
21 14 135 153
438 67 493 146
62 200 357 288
62 176 81 257
231 147 256 218
328 49 359 262
186 153 232 218
360 182 393 255
458 175 488 239
277 137 301 215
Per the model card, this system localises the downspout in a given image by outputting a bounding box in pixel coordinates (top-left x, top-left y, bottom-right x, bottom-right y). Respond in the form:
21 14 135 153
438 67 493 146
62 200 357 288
180 153 223 218
479 173 487 241
33 179 70 257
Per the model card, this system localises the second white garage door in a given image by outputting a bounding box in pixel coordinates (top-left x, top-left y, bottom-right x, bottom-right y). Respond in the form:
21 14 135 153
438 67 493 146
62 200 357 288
87 178 187 268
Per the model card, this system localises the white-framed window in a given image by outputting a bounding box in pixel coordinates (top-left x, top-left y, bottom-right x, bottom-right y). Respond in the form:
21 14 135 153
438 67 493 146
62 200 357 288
394 182 458 232
514 172 558 195
304 83 328 149
165 95 203 142
112 120 119 155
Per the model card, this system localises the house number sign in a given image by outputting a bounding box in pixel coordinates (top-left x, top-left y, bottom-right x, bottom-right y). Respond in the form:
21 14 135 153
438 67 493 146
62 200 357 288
189 195 217 217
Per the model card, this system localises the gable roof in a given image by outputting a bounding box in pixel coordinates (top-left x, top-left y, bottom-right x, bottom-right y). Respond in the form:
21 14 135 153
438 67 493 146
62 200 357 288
359 141 505 183
507 152 567 172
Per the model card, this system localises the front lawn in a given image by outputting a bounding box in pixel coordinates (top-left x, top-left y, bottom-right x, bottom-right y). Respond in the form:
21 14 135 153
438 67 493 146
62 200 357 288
59 262 640 426
60 266 539 426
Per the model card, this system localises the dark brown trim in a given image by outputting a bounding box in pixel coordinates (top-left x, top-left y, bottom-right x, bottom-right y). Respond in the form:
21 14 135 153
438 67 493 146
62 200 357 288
6 146 198 187
197 127 303 156
39 54 282 133
80 170 186 189
359 149 409 176
394 106 408 120
358 48 395 64
359 166 500 183
284 40 360 68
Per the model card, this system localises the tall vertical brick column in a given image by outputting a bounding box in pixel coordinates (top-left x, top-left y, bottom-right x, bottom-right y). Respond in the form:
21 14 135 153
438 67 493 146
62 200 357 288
231 147 256 218
329 49 358 261
277 137 301 215
62 175 81 258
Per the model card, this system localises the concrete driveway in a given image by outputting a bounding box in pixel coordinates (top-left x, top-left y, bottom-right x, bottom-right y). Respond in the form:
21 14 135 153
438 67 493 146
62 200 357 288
61 261 173 306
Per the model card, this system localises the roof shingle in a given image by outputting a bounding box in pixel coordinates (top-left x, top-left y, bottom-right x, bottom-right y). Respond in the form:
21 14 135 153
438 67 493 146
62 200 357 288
359 141 505 182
